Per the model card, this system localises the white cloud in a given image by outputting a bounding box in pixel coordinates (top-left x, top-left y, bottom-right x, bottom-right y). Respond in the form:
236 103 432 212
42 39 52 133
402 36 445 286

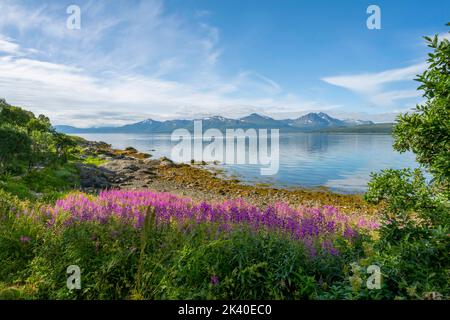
370 89 422 107
0 1 337 127
322 63 425 93
322 63 425 107
0 1 67 38
0 53 329 127
440 33 450 41
0 36 20 54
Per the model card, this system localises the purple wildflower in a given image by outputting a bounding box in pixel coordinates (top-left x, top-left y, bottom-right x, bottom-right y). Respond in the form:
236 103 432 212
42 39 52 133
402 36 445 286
20 236 30 243
210 275 219 285
43 190 378 258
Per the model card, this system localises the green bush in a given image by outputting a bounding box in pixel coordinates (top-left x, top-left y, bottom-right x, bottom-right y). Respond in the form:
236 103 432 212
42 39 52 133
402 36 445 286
0 201 367 300
0 101 76 177
0 163 80 201
364 26 450 300
365 169 449 299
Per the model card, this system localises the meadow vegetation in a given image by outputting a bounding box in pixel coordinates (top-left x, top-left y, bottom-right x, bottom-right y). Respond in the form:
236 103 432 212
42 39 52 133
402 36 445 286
0 28 448 300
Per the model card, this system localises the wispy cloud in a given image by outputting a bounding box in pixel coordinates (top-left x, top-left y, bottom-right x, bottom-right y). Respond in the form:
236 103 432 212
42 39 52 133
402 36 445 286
322 63 426 107
0 36 325 126
322 64 425 93
0 36 20 54
0 0 436 126
439 32 450 41
0 0 335 126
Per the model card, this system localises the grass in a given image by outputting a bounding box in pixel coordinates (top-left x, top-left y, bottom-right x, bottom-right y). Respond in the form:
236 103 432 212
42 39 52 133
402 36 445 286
0 131 444 300
0 191 374 300
0 163 79 201
83 156 108 166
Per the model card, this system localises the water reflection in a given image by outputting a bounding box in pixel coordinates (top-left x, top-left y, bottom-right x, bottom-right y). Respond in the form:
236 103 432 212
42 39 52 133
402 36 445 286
74 133 419 193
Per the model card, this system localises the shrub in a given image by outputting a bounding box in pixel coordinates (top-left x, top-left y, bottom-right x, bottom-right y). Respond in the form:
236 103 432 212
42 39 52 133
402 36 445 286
364 26 450 299
0 190 376 300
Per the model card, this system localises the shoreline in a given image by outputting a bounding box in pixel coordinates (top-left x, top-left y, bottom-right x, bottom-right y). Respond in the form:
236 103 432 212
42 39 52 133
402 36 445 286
76 138 380 216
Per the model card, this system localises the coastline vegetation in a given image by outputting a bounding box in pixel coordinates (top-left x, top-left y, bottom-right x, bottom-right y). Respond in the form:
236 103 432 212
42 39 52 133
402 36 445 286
314 123 393 134
0 28 448 300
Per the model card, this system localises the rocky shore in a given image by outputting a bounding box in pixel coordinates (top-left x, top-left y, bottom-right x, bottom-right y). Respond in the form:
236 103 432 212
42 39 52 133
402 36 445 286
75 140 378 215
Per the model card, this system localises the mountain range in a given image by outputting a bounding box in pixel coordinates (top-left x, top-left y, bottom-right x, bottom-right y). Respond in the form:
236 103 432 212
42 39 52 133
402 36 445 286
55 112 375 134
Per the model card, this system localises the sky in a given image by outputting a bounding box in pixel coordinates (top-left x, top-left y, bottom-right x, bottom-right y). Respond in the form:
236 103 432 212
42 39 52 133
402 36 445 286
0 0 448 127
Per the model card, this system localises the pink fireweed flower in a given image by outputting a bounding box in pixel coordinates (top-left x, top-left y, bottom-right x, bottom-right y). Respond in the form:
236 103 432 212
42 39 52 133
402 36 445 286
20 236 30 243
45 190 378 258
210 275 219 285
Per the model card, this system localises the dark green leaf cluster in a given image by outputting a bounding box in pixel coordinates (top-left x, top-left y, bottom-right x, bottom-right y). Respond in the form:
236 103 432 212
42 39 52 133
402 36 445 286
365 25 450 299
0 100 76 175
393 27 450 190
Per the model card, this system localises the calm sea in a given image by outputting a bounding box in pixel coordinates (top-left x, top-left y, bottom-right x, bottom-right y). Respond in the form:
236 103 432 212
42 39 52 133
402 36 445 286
73 132 420 194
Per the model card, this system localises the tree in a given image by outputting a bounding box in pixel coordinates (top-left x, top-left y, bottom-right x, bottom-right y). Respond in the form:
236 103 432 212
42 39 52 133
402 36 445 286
0 126 32 174
54 132 77 163
27 115 52 134
0 105 34 128
365 25 450 299
28 131 56 170
393 23 450 192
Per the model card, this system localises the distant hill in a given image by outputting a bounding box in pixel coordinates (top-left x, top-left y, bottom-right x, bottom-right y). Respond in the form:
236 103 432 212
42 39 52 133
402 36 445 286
282 112 373 130
54 112 379 134
342 119 374 126
314 123 394 134
239 113 282 128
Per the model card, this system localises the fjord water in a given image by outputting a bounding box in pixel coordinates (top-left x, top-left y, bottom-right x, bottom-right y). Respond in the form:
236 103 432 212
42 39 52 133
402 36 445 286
74 132 419 193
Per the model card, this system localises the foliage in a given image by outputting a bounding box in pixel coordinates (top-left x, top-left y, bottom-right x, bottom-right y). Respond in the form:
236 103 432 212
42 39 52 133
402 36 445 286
2 26 449 300
0 125 32 174
0 101 75 176
393 25 450 190
0 162 80 201
365 169 449 298
83 156 107 166
0 100 82 200
365 26 450 300
0 190 374 300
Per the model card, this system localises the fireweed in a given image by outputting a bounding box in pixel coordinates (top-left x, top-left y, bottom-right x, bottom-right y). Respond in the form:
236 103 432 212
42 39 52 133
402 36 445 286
43 190 379 257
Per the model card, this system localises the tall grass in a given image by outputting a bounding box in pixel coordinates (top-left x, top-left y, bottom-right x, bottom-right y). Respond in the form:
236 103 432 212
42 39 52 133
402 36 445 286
0 189 379 299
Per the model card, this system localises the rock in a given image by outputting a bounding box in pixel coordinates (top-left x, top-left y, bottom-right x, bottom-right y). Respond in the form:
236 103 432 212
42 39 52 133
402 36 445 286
125 147 138 153
136 169 155 176
159 157 176 167
76 163 113 190
143 159 160 166
124 164 140 172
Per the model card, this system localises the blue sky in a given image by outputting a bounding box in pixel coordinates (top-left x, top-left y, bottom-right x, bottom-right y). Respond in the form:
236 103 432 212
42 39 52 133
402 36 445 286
0 0 448 126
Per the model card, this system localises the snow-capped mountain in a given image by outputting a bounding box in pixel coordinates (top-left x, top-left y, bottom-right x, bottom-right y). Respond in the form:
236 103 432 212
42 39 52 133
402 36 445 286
285 112 345 130
54 112 377 133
